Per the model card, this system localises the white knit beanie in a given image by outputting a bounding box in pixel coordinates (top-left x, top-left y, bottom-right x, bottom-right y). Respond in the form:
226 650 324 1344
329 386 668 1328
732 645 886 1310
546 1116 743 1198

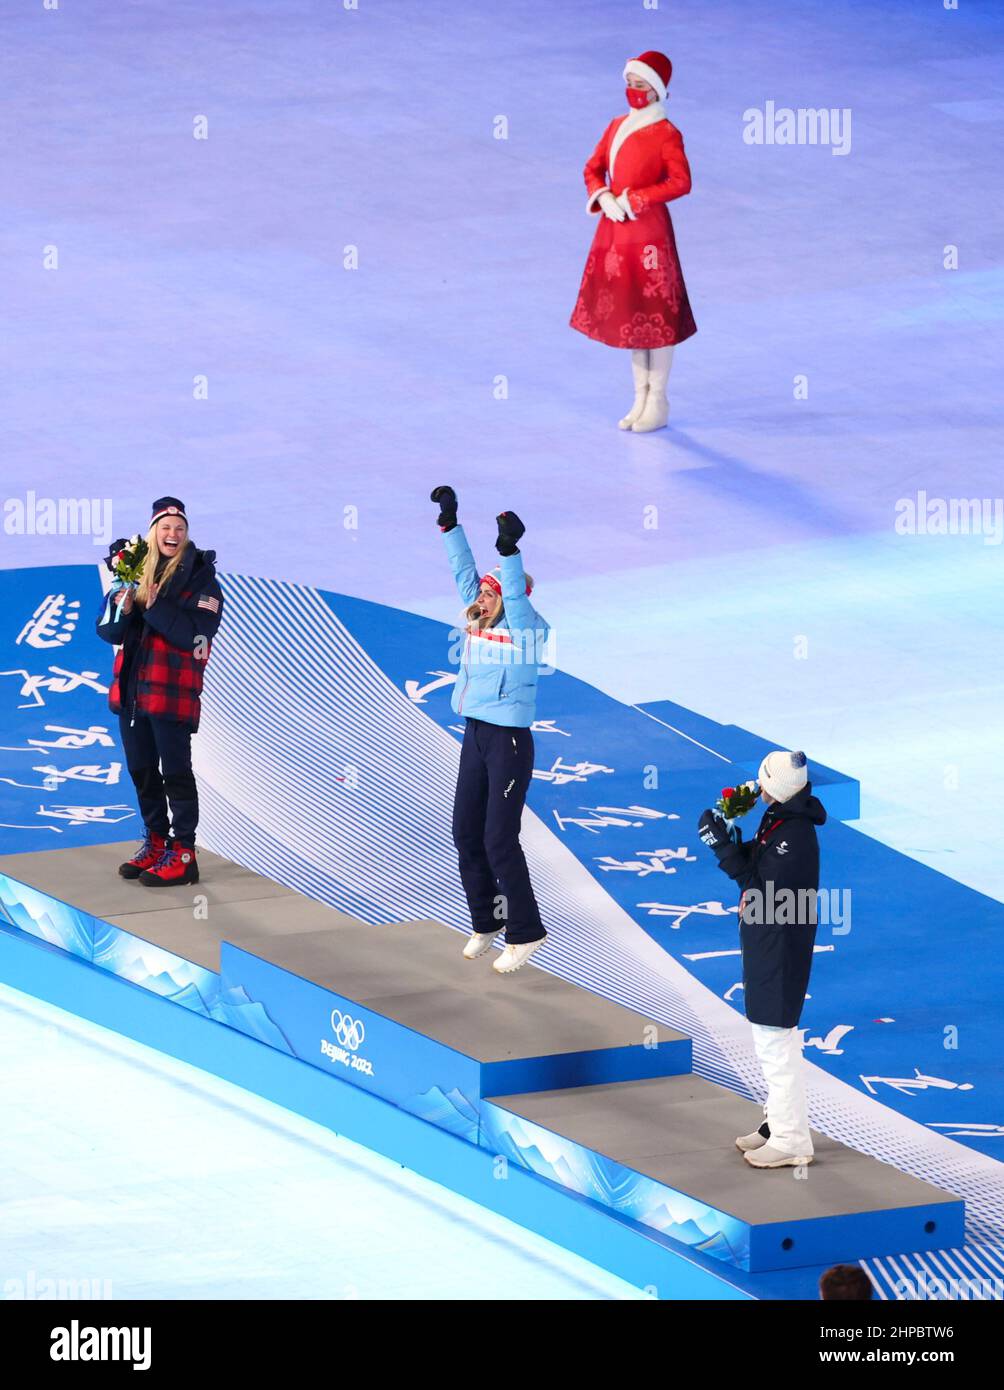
758 750 808 802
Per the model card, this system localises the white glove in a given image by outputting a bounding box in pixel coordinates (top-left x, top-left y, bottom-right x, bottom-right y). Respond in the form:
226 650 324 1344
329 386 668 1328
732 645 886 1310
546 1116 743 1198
598 190 626 223
615 190 636 221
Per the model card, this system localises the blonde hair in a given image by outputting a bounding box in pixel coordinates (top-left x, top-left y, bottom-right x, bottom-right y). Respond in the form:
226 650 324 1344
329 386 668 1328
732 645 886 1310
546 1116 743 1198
135 521 189 607
465 573 534 631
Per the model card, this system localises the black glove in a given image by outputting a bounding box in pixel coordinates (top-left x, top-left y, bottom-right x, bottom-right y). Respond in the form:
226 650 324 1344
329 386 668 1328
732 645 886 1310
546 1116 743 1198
103 538 130 574
495 510 525 556
698 809 730 854
430 486 458 531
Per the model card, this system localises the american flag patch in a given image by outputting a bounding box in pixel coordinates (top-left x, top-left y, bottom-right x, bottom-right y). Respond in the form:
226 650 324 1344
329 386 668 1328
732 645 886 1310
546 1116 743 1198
197 594 220 614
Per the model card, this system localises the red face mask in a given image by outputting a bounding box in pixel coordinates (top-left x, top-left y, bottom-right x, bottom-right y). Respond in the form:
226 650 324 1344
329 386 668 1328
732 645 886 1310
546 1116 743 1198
626 86 651 109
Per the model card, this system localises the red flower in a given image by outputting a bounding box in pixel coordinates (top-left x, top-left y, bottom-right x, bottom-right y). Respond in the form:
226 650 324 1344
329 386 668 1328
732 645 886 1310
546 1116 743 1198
721 787 736 799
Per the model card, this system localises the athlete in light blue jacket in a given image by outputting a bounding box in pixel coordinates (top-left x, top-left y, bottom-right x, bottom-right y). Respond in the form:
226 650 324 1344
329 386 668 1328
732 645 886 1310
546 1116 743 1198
431 485 550 975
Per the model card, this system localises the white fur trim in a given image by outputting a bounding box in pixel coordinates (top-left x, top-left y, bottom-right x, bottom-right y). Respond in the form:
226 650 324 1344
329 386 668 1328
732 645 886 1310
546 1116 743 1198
609 102 667 181
623 58 667 102
586 185 606 214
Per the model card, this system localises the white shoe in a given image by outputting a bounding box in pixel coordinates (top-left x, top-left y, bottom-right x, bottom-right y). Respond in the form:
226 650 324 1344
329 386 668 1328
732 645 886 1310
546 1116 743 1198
463 929 501 960
618 349 650 429
735 1122 771 1153
631 344 674 432
492 937 546 974
743 1143 813 1169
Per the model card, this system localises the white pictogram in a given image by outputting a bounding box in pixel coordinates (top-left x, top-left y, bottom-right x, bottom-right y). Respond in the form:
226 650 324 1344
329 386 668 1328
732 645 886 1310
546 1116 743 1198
16 595 81 649
0 762 123 790
803 1024 854 1055
35 804 135 827
553 805 681 834
404 672 456 704
638 900 737 930
532 758 615 786
0 724 115 752
927 1122 1004 1139
0 667 109 709
860 1069 974 1097
596 847 697 877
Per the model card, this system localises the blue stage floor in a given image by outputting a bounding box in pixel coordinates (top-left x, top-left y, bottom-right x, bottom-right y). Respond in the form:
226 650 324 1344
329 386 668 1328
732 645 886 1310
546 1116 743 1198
2 0 1003 1298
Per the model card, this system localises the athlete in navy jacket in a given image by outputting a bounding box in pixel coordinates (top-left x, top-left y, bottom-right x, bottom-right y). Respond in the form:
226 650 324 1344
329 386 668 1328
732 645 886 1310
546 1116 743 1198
698 750 826 1169
96 497 223 887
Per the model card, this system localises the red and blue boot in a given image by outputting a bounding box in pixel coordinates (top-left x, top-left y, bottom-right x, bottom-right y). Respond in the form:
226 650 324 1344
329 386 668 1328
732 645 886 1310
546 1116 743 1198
139 839 200 887
118 830 168 880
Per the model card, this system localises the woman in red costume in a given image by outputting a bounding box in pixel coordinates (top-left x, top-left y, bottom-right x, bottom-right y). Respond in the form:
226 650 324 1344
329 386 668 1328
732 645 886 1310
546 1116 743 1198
570 50 697 433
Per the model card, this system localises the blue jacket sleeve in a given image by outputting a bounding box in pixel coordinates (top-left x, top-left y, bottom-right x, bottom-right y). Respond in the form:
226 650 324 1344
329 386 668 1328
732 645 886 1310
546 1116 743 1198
443 525 481 606
142 577 224 651
713 838 756 890
499 551 550 639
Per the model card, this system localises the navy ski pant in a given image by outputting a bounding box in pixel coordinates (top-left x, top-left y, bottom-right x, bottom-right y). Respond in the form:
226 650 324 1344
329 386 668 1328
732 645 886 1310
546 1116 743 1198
119 711 198 844
451 717 546 946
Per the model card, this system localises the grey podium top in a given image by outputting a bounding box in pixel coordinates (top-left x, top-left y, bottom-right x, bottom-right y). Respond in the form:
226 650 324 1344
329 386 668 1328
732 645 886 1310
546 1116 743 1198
490 1076 964 1225
0 841 685 1063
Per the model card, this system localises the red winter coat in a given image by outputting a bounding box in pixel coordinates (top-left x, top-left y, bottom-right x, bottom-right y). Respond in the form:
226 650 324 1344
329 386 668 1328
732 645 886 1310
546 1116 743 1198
570 111 697 349
96 544 224 731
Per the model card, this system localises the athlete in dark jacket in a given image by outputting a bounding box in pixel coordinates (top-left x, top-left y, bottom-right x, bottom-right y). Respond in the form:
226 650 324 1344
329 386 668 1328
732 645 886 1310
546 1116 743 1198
96 497 223 886
698 750 827 1168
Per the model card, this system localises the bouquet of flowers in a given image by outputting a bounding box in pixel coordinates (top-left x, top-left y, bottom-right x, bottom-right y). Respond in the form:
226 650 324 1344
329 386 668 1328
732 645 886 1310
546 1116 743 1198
101 535 149 625
715 780 759 824
105 535 148 585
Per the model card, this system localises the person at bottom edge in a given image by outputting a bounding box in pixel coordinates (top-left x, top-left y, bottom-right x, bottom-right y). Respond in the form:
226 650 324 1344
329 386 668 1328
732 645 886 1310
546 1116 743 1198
697 750 827 1169
431 485 550 976
95 495 224 887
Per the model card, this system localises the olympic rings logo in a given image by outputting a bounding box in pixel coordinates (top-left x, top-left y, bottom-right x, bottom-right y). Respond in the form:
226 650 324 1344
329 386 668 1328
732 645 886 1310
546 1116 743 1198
330 1009 365 1052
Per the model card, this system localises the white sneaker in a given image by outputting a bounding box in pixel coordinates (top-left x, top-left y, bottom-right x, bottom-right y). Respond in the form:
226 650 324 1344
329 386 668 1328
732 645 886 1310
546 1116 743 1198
735 1122 771 1153
743 1143 813 1169
463 929 501 960
492 937 546 974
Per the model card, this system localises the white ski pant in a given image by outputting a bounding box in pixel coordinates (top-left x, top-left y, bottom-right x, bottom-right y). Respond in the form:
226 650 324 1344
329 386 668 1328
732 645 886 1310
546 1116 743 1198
750 1023 813 1157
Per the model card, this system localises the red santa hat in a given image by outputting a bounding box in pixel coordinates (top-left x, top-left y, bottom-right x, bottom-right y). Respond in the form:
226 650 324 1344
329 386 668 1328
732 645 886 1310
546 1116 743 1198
481 567 533 597
623 50 672 102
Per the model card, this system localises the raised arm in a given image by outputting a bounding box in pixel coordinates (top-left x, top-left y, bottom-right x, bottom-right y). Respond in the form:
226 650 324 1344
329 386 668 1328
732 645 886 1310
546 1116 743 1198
495 512 549 639
432 485 481 607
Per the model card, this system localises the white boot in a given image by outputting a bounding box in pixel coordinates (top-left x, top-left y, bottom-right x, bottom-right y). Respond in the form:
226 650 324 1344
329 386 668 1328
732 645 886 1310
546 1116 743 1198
618 350 649 430
632 345 674 432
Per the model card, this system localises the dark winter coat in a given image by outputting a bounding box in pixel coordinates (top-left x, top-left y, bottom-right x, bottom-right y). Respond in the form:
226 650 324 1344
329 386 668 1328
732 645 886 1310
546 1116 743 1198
95 543 224 732
711 784 827 1028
